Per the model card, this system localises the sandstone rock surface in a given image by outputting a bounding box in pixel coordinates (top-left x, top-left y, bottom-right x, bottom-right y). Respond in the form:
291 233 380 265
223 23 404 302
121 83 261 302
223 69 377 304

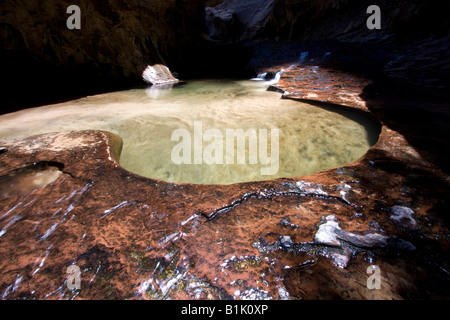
1 0 449 300
0 66 449 299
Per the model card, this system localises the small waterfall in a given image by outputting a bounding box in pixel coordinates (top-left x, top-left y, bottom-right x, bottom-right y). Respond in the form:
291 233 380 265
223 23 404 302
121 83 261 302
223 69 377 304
250 69 285 85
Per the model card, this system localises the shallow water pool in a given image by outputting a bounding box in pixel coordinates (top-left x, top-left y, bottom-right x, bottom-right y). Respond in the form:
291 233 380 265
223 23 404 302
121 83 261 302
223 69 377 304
0 79 380 184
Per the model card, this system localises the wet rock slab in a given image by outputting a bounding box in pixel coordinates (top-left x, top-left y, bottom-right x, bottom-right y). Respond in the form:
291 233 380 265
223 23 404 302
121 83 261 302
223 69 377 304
1 68 449 300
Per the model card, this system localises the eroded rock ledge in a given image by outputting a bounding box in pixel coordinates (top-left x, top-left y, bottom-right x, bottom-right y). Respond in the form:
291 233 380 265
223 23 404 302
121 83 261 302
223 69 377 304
0 67 449 300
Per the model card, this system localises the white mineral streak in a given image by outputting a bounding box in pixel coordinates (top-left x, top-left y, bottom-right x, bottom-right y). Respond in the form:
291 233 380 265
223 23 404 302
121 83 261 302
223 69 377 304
296 181 328 196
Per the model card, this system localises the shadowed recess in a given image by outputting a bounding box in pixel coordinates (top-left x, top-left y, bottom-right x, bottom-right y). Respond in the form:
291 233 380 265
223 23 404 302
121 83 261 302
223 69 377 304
0 161 64 197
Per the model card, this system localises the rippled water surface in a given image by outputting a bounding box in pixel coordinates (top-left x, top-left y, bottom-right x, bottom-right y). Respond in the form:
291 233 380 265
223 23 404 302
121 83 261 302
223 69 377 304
0 79 380 184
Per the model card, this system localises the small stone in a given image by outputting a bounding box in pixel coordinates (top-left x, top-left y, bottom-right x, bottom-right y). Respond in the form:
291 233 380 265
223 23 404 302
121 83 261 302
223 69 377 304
315 215 389 249
279 235 294 248
315 215 341 247
389 206 417 230
330 252 350 269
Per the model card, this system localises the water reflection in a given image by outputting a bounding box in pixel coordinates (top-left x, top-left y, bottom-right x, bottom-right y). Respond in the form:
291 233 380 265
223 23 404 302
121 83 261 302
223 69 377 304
145 82 180 99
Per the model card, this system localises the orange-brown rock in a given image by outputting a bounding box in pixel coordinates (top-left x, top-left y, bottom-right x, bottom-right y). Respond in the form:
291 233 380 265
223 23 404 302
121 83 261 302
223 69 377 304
0 65 449 299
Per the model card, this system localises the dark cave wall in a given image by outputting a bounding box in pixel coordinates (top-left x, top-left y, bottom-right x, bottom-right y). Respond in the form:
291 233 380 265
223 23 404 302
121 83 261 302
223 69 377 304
1 0 449 113
203 0 450 96
0 0 207 111
263 0 450 95
1 0 207 75
265 0 450 41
